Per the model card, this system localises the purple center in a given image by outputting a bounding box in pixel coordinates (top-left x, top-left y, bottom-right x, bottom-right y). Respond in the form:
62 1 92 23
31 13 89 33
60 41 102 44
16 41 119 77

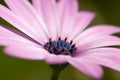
44 37 77 56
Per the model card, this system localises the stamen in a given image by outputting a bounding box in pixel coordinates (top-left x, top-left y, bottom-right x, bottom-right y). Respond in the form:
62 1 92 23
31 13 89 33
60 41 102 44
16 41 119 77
62 47 66 51
72 44 76 48
59 37 61 40
70 40 73 44
45 47 49 50
49 38 52 43
64 37 68 41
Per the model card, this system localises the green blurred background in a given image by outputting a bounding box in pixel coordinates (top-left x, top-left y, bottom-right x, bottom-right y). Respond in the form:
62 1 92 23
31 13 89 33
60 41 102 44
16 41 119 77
0 0 120 80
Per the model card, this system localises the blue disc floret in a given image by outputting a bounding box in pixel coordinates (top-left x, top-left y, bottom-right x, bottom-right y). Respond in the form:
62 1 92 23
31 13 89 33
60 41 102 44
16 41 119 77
44 37 77 56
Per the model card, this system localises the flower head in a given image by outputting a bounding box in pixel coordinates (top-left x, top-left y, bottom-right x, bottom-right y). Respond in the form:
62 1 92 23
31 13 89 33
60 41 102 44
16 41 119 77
0 0 120 79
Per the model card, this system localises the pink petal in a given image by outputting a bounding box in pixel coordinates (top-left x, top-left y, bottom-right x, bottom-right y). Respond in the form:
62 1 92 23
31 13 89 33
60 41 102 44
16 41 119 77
77 36 120 51
44 54 70 64
58 0 78 40
0 1 47 44
68 58 103 79
0 25 40 47
4 46 48 60
74 25 120 44
33 0 57 40
76 48 120 72
81 25 120 36
22 0 49 36
70 11 96 40
32 0 43 17
5 0 49 36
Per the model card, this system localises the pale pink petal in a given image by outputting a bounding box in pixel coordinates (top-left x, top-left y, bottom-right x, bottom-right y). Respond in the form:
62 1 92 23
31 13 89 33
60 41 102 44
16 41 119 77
33 0 57 40
58 0 78 40
77 48 120 57
74 25 120 43
70 11 96 40
68 58 103 79
75 35 109 47
0 25 40 47
77 36 120 51
32 0 43 17
77 48 120 72
4 46 48 60
20 0 49 37
44 54 70 64
5 0 49 36
80 25 120 36
0 2 47 44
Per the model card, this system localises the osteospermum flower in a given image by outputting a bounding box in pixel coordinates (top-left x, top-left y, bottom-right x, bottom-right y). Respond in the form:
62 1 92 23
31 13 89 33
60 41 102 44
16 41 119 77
0 0 120 79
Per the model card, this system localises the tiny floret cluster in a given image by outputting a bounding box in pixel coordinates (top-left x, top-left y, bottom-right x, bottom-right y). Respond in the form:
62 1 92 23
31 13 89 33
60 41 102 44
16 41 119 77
44 37 76 56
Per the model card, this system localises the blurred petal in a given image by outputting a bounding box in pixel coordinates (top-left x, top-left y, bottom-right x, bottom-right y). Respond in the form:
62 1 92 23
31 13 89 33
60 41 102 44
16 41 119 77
58 0 78 40
76 48 120 72
77 36 120 51
5 0 49 36
68 58 103 79
32 0 43 16
0 1 48 44
70 11 96 40
45 54 70 64
0 25 40 47
74 25 120 43
33 0 57 40
4 46 48 60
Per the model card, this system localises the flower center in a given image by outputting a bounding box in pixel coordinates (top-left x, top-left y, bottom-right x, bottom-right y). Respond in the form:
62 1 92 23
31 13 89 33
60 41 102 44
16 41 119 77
44 37 77 56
